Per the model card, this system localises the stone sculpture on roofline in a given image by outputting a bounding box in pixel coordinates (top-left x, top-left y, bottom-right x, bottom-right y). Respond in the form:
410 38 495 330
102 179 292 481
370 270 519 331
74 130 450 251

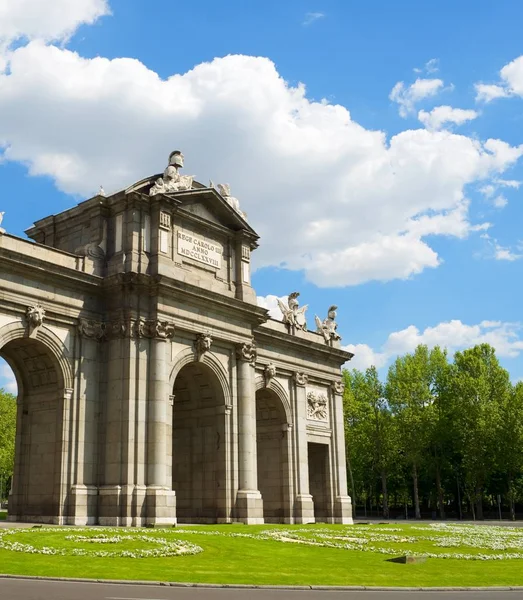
149 150 194 195
277 292 308 332
315 305 342 344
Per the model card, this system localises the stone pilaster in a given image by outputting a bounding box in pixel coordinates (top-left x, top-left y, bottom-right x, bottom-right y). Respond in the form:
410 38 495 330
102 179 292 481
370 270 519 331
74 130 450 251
330 379 353 524
235 339 264 524
293 372 315 524
144 319 176 525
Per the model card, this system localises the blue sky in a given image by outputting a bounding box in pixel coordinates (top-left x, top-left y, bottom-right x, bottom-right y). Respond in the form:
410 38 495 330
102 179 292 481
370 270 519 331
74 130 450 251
1 0 522 393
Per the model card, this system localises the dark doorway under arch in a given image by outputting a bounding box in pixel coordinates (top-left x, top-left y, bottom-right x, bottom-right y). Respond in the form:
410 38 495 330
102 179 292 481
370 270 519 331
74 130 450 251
171 362 226 523
255 387 290 523
0 337 64 523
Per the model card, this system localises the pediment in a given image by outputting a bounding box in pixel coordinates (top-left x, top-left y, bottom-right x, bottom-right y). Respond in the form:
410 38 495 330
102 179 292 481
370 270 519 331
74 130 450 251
125 176 258 239
177 188 258 239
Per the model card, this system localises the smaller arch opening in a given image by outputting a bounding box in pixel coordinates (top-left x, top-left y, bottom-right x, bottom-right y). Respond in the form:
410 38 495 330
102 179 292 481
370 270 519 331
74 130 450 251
256 388 290 523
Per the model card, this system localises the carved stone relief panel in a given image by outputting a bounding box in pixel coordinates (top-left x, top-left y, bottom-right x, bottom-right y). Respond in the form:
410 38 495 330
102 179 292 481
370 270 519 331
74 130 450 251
306 389 329 423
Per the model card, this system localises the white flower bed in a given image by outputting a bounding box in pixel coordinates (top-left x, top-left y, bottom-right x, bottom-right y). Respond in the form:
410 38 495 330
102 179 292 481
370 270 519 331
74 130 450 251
0 527 203 559
2 523 523 561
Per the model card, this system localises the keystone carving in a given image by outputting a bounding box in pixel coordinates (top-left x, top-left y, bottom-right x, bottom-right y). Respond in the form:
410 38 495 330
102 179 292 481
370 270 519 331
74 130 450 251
26 304 45 329
236 339 256 364
263 363 276 387
195 333 213 361
294 372 309 387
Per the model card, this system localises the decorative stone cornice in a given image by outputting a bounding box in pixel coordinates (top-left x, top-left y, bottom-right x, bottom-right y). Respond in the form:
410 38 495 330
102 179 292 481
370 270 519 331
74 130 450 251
78 317 174 340
294 372 309 387
194 333 212 361
330 379 344 396
236 338 256 364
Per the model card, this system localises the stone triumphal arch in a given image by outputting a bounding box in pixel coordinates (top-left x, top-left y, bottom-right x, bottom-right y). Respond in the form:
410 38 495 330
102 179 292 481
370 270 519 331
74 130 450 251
0 151 353 525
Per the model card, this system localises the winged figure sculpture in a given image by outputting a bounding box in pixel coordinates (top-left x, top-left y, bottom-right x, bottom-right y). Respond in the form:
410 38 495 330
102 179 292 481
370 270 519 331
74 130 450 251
277 292 308 331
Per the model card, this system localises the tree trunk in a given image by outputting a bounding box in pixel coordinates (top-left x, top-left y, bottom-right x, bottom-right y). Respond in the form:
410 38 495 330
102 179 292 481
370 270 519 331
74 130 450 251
435 465 445 520
412 463 421 519
475 485 484 520
509 497 516 522
381 470 389 518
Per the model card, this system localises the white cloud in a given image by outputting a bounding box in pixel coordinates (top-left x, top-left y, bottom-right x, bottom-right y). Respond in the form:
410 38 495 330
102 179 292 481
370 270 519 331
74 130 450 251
500 55 523 97
475 84 509 103
475 55 523 102
390 78 444 117
347 319 523 370
414 58 439 75
0 0 109 49
0 15 522 287
256 294 286 320
418 105 479 131
302 12 325 26
0 360 17 395
494 243 521 262
492 194 508 209
481 232 522 261
342 343 387 371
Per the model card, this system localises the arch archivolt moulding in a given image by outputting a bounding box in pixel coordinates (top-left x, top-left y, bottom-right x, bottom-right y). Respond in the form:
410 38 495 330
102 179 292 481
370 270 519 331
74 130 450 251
0 320 74 390
255 375 293 425
169 346 232 404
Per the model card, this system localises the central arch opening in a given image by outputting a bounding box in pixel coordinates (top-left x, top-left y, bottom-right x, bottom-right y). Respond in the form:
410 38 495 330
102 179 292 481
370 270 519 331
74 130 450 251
171 362 226 523
0 337 64 523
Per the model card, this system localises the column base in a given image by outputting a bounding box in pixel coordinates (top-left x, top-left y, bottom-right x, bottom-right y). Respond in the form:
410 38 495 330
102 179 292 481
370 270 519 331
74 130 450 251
145 486 176 526
235 489 264 524
333 495 354 524
294 494 315 524
99 485 123 526
69 484 98 525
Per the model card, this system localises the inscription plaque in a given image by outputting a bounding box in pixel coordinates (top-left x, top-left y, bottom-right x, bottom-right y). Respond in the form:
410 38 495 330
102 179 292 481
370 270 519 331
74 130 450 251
177 231 222 268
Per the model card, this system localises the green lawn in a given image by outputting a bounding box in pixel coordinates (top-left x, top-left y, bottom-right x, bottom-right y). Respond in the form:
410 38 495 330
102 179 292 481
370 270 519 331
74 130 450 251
1 523 523 587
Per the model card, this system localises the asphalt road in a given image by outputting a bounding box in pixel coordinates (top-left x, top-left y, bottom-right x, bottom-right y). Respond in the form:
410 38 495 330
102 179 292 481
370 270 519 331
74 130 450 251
2 579 523 600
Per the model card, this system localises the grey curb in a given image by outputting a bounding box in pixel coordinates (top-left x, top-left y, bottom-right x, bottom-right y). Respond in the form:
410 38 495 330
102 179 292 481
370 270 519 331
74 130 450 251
2 575 523 592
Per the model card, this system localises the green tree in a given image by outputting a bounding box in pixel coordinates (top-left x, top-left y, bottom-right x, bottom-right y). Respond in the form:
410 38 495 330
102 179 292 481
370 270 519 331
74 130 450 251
344 366 398 518
386 345 446 519
0 388 17 499
450 344 510 519
497 381 523 520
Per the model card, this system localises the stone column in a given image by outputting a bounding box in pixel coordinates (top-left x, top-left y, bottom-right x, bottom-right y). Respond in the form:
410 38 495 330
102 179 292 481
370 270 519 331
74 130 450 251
235 339 264 524
331 380 353 524
145 319 177 525
71 324 102 525
293 372 315 523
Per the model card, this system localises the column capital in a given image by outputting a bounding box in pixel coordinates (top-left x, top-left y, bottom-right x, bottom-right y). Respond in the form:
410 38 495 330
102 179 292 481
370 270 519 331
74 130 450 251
134 318 175 339
294 372 308 387
330 379 344 396
236 338 256 364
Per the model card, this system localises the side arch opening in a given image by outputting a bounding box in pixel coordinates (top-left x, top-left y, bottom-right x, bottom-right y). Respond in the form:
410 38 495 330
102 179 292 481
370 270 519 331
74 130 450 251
256 387 291 523
0 337 66 523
